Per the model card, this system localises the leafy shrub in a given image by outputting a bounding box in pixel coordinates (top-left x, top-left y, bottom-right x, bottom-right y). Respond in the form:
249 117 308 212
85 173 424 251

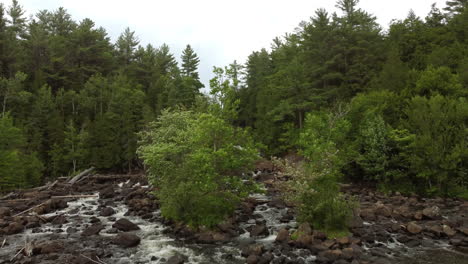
278 111 356 235
138 109 258 228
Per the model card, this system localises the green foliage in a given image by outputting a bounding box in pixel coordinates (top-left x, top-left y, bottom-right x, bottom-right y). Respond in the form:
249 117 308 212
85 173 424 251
0 115 43 191
404 95 467 196
297 175 356 233
138 109 258 228
356 112 390 181
280 111 356 234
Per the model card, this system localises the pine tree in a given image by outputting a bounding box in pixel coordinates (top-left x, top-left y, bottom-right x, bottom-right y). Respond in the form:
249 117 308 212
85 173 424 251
116 27 139 67
181 44 200 78
7 0 27 38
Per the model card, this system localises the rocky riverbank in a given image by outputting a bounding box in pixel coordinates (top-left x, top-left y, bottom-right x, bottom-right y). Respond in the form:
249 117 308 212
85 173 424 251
0 170 467 264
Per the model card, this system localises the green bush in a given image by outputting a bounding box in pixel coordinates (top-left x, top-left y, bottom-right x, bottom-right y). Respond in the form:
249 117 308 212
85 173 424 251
138 109 258 228
281 111 356 235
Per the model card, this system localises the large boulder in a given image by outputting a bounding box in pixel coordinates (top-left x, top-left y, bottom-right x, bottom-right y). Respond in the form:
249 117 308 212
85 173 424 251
113 233 141 248
112 218 140 231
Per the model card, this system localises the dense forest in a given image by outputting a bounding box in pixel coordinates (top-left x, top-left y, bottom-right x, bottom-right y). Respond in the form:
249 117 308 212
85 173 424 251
0 0 467 234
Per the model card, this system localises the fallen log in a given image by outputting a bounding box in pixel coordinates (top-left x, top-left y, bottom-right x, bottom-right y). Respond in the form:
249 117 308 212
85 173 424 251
12 202 46 217
0 199 30 203
0 192 15 200
51 195 98 199
88 175 133 181
80 254 107 264
69 167 95 185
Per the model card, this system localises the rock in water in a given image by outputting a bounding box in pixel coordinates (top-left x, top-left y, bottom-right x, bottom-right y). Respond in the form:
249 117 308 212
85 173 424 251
112 218 140 231
81 224 104 236
100 207 115 217
275 228 289 243
250 224 269 237
113 233 141 248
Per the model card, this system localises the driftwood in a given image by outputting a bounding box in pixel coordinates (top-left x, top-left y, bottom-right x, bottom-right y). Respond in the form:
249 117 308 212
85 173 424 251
12 202 46 217
80 254 107 264
89 175 132 181
0 192 15 200
1 238 5 248
23 236 34 257
51 195 98 199
0 199 30 203
10 237 34 262
69 167 95 185
10 246 24 262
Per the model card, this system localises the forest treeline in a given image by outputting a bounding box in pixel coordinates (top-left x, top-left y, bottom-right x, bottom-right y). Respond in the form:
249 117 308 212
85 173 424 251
0 0 467 200
0 0 204 190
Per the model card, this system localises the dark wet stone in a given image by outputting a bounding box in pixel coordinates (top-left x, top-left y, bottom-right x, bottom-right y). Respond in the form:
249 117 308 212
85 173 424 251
100 207 115 217
113 232 141 248
112 218 140 231
81 224 104 236
250 224 269 237
166 254 186 264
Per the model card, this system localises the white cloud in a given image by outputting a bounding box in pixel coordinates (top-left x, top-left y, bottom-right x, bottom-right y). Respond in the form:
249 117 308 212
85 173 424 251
1 0 447 86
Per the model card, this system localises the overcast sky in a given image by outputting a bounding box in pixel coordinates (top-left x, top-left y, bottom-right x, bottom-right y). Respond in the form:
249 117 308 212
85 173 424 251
1 0 447 87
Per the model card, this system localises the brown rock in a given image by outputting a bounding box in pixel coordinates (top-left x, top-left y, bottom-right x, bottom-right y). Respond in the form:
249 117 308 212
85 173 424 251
212 232 229 242
375 203 392 217
422 206 441 219
197 232 214 243
342 247 355 260
246 255 259 264
322 239 336 249
394 206 412 219
275 228 289 243
458 227 468 236
414 211 423 220
443 225 456 237
360 209 376 221
337 236 350 246
4 222 23 235
296 233 314 248
428 225 443 237
38 241 64 254
322 249 342 261
407 222 423 234
0 207 11 217
242 244 264 257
